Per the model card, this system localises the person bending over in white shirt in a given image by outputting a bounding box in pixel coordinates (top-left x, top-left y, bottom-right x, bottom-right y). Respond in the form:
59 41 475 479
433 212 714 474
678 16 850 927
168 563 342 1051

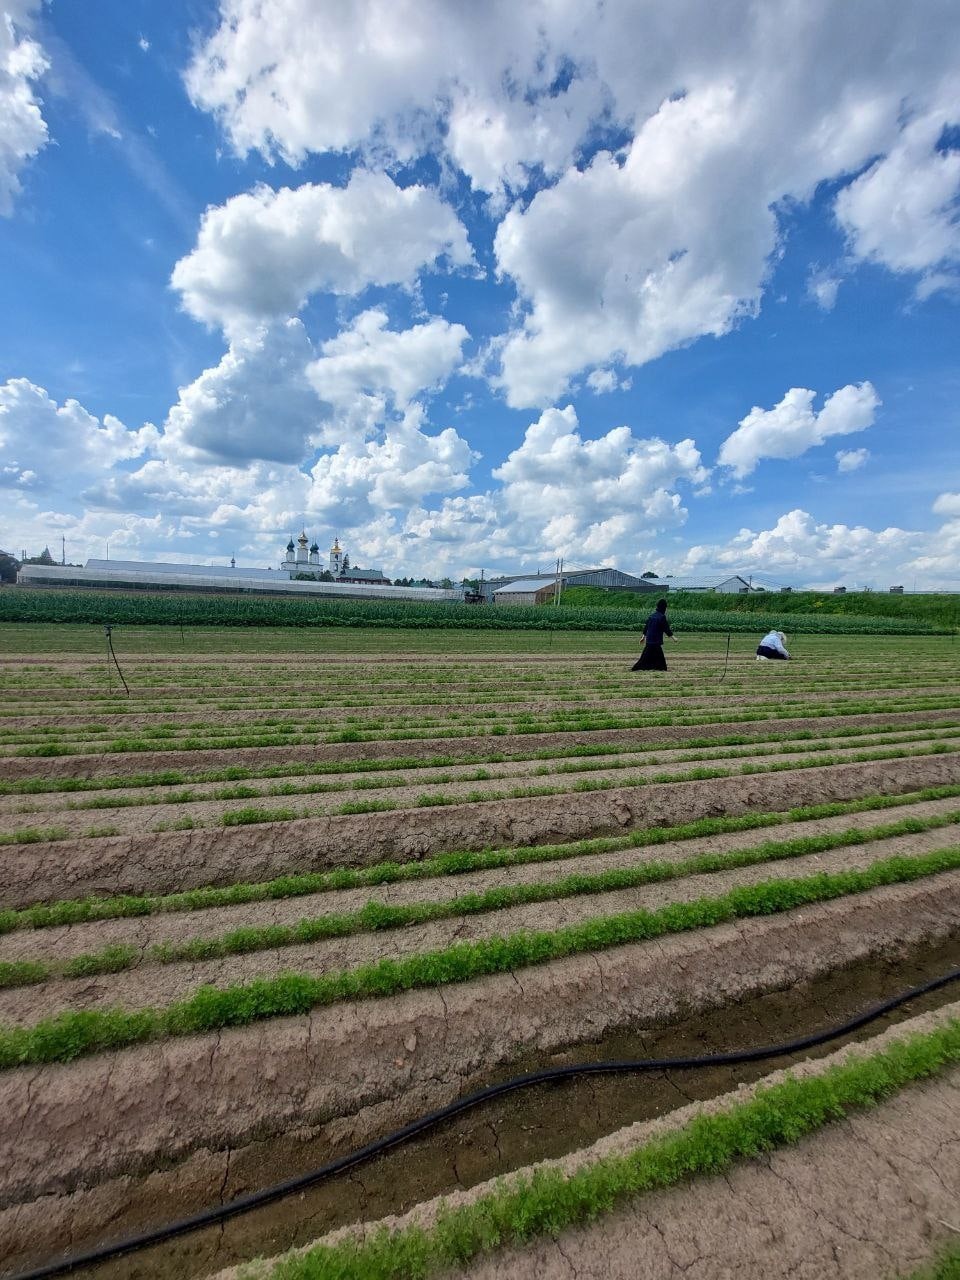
756 630 790 660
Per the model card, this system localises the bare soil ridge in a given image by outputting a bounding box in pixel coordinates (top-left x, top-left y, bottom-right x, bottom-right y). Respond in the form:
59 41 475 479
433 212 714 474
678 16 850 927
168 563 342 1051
6 754 960 909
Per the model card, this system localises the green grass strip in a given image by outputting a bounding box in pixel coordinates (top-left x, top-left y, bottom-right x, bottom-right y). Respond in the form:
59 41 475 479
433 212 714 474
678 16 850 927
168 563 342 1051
903 1245 960 1280
245 1016 960 1279
2 847 960 1069
0 959 48 989
5 783 960 936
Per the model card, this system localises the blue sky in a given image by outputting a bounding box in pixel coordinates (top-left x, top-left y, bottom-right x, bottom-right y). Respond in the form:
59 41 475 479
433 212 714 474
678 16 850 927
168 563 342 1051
1 0 959 586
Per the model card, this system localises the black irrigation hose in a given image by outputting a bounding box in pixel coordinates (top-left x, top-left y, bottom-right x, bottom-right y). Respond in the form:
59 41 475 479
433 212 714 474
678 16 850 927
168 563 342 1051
13 965 960 1280
103 626 129 696
718 630 732 682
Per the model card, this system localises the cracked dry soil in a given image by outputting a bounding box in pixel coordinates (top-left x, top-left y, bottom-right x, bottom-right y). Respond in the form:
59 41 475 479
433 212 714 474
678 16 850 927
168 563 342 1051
4 930 960 1280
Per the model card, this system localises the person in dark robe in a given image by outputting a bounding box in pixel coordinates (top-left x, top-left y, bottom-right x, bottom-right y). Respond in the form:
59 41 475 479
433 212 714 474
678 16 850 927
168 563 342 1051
632 598 678 671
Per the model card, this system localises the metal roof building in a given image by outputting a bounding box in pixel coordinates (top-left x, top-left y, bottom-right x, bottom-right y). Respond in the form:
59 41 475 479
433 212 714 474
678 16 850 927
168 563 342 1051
666 574 761 593
17 563 462 603
491 581 560 604
492 579 559 606
480 566 660 602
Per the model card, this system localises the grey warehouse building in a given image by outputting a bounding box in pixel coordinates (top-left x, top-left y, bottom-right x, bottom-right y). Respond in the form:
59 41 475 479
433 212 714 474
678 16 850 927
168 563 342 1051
479 567 661 602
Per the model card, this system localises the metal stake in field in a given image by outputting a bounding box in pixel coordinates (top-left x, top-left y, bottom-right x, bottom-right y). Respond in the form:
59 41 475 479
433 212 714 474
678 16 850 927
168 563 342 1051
718 630 732 682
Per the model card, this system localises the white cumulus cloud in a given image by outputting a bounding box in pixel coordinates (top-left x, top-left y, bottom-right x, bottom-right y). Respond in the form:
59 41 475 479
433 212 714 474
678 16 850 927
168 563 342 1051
491 404 709 560
0 378 159 491
184 0 960 404
717 382 879 478
835 110 960 290
184 0 601 197
162 320 321 464
836 447 870 473
307 404 477 527
171 170 473 333
932 492 960 517
306 308 469 442
678 508 923 588
0 2 48 214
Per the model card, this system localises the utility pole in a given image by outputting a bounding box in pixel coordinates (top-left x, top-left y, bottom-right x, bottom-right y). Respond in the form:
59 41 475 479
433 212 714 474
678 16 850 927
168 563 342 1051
61 536 65 566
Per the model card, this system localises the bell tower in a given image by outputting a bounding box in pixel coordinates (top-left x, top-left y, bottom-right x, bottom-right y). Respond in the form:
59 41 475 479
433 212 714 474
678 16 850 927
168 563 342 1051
329 537 344 577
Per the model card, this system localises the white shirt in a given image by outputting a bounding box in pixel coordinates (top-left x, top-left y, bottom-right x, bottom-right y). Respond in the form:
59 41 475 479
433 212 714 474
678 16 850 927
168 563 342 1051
759 630 789 656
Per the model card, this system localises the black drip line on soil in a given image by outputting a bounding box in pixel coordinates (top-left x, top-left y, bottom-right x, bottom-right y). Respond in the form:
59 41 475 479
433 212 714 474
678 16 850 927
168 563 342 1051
718 630 732 682
11 965 960 1280
103 626 129 697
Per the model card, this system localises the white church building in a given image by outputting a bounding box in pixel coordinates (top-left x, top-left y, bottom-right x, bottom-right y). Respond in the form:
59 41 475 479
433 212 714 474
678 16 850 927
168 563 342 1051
280 533 386 584
16 533 458 602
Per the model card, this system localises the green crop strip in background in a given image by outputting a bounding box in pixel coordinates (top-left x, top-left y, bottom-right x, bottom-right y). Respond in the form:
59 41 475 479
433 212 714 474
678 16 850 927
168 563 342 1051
1 847 959 1068
558 584 960 629
246 1017 960 1280
0 588 948 634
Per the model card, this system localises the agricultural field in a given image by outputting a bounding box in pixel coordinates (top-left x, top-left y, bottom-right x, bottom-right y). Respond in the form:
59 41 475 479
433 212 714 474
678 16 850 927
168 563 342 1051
2 623 960 1280
0 585 951 634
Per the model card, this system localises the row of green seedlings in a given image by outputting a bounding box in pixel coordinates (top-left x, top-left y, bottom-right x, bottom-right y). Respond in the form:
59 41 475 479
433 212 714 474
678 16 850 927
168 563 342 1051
907 1244 960 1280
11 691 960 757
6 715 956 799
26 723 960 822
244 1017 960 1280
141 737 960 827
2 634 949 682
7 667 955 725
7 680 960 747
3 844 960 1068
6 783 955 932
7 720 956 825
4 806 960 991
5 735 960 843
3 666 952 722
9 692 960 756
